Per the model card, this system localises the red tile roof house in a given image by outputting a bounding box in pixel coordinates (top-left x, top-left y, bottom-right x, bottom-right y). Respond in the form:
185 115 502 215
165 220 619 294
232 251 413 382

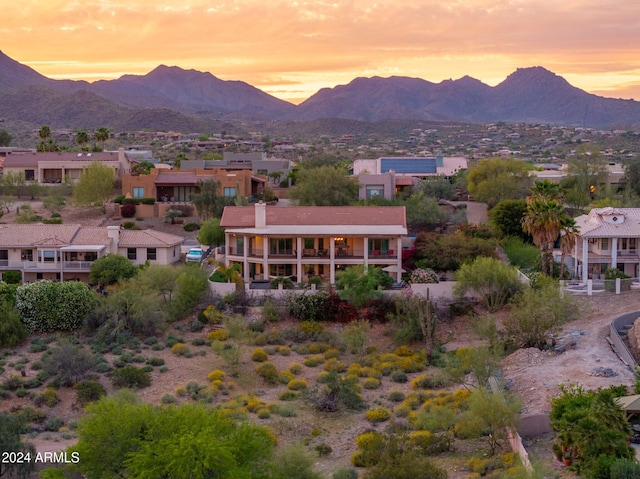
0 224 183 283
1 149 135 183
220 203 408 285
572 207 640 281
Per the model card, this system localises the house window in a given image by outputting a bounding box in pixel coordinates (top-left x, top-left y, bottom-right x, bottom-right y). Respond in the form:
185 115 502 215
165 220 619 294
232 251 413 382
224 187 236 197
269 264 293 277
237 237 244 255
304 238 315 249
25 169 35 181
147 248 157 261
601 238 609 250
21 249 33 261
270 238 293 255
366 185 385 198
631 239 637 251
42 251 56 263
127 248 137 260
133 187 145 198
368 239 389 255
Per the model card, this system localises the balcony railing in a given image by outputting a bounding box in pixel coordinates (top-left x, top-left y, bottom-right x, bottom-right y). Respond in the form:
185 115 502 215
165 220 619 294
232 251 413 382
63 261 94 270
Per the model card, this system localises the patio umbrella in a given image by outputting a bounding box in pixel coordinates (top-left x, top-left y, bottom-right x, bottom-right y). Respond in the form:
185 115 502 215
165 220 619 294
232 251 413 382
382 265 406 274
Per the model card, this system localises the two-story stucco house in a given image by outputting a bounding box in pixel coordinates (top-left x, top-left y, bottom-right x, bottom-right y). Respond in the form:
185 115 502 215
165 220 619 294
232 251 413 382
573 207 640 280
220 203 407 284
0 224 183 283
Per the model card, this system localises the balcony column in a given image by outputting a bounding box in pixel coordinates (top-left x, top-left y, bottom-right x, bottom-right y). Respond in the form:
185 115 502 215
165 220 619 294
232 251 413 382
396 237 403 281
224 233 230 267
582 237 589 281
263 235 269 280
611 238 618 269
243 236 249 283
363 237 369 270
329 237 336 285
296 237 302 281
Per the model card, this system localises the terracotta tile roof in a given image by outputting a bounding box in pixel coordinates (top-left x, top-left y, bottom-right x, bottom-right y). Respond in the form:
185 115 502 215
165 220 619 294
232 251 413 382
119 229 184 247
575 208 640 238
0 224 81 247
221 206 407 229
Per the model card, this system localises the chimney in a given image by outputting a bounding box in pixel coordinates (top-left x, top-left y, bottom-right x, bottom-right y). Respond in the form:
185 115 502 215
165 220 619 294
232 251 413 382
255 201 266 228
107 225 119 252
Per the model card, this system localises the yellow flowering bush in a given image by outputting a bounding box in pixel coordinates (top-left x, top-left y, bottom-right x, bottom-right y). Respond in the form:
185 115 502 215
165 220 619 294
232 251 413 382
278 370 295 384
207 329 229 341
363 377 381 389
323 358 346 372
171 343 190 356
366 407 391 423
288 362 303 374
287 378 308 391
251 348 269 362
207 369 226 382
323 348 341 359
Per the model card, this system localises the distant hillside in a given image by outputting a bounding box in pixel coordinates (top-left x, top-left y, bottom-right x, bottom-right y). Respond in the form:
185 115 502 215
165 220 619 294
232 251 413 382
0 51 638 130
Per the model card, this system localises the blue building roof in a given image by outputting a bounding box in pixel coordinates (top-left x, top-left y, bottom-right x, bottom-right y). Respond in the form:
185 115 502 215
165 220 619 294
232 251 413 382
380 157 437 174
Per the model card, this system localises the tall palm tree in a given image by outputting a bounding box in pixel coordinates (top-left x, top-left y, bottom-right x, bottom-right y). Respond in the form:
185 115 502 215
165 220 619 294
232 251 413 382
521 199 566 276
94 127 109 151
75 130 90 151
558 216 579 279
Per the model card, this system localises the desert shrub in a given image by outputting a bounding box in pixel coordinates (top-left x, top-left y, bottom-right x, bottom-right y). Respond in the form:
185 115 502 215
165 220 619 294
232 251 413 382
307 370 364 412
43 339 99 386
391 371 408 383
111 366 151 389
122 221 137 229
289 362 303 375
315 443 333 457
287 378 308 391
44 416 64 432
171 343 190 356
324 358 347 373
363 377 381 390
414 232 497 272
278 370 295 384
0 301 28 347
256 362 278 385
251 348 269 362
332 468 358 479
366 407 391 423
278 390 299 401
257 408 271 419
304 355 323 367
74 380 107 406
207 329 229 341
410 268 439 284
183 223 200 232
161 394 177 404
324 348 341 359
207 369 225 382
278 345 291 356
262 298 281 323
388 390 406 402
34 387 59 407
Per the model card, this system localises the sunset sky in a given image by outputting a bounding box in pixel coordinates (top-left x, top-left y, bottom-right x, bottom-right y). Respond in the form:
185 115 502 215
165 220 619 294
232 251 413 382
2 0 639 104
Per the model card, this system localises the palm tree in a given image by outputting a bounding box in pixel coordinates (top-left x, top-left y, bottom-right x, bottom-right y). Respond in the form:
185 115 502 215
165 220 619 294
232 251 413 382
38 125 51 142
521 199 566 276
75 130 90 151
94 127 110 151
528 179 563 202
558 216 579 280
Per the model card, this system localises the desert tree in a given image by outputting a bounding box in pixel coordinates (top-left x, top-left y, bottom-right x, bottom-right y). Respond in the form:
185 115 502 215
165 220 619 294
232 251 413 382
290 165 358 206
72 161 115 212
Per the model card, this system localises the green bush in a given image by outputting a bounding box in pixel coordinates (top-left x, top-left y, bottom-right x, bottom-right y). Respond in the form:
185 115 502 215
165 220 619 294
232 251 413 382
111 366 151 389
122 221 137 229
256 362 279 385
0 302 28 347
251 348 269 362
74 380 107 406
391 371 408 383
140 197 155 205
183 223 201 232
15 281 96 332
113 195 125 204
332 468 358 479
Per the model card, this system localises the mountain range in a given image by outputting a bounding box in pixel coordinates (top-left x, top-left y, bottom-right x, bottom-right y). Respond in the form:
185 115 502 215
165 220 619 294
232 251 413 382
0 50 638 131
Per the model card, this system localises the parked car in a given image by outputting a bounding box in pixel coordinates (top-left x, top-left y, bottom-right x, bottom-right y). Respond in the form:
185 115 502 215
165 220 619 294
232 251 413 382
185 248 203 263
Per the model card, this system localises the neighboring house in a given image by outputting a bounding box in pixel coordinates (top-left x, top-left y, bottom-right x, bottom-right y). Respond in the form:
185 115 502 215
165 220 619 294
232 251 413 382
181 152 292 180
353 156 468 200
531 162 625 191
1 149 134 183
0 224 183 283
220 203 407 284
121 168 266 216
572 207 640 280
